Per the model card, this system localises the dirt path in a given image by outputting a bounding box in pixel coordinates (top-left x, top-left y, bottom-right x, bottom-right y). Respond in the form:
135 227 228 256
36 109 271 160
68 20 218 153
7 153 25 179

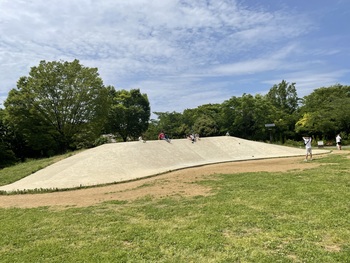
0 156 329 209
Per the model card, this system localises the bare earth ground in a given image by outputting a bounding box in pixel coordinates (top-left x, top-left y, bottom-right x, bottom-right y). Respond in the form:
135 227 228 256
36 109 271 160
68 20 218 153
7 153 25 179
2 154 338 209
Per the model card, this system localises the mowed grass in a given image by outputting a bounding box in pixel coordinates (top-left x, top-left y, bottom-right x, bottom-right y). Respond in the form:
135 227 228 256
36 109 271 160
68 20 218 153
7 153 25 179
0 152 349 262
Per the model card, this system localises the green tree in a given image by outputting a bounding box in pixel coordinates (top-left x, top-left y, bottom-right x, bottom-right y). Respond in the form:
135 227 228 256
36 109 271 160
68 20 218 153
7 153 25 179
152 111 185 139
221 95 252 139
183 104 221 137
296 84 350 140
0 109 17 167
106 88 150 141
4 60 109 156
193 115 218 136
266 80 298 114
266 80 300 142
220 96 241 136
143 118 160 141
221 94 275 141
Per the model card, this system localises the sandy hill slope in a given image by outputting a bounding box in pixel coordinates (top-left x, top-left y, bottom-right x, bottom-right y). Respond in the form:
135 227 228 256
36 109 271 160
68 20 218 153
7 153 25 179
0 136 329 192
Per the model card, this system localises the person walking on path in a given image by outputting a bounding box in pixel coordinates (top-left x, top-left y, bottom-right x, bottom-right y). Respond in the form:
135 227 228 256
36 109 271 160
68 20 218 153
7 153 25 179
336 134 342 150
302 136 313 161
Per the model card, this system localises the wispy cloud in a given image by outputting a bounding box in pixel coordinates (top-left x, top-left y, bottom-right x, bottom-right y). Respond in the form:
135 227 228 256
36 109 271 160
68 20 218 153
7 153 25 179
263 69 350 98
1 0 349 112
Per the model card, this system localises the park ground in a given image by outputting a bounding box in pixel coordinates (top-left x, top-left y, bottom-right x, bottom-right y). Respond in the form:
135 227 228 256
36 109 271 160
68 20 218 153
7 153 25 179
1 153 340 209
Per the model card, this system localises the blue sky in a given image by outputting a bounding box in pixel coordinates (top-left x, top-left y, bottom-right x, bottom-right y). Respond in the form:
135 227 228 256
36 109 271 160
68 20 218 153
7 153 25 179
1 0 349 116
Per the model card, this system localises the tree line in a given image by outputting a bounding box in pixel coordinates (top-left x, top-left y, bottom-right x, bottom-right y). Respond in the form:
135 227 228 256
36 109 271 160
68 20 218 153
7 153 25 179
1 60 349 168
144 82 349 144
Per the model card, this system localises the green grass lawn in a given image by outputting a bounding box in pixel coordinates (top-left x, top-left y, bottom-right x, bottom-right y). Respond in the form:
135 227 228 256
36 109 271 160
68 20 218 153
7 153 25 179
0 152 349 262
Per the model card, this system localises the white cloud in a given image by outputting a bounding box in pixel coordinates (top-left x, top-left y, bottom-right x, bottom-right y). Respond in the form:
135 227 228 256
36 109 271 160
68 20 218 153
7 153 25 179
1 0 348 112
211 44 300 75
263 69 350 98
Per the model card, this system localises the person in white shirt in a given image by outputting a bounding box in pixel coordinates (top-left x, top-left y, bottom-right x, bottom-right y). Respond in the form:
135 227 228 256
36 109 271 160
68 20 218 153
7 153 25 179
302 136 312 161
336 134 342 150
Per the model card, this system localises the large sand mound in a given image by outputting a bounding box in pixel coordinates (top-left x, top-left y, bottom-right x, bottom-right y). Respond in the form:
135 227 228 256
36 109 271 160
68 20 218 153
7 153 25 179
0 136 329 192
